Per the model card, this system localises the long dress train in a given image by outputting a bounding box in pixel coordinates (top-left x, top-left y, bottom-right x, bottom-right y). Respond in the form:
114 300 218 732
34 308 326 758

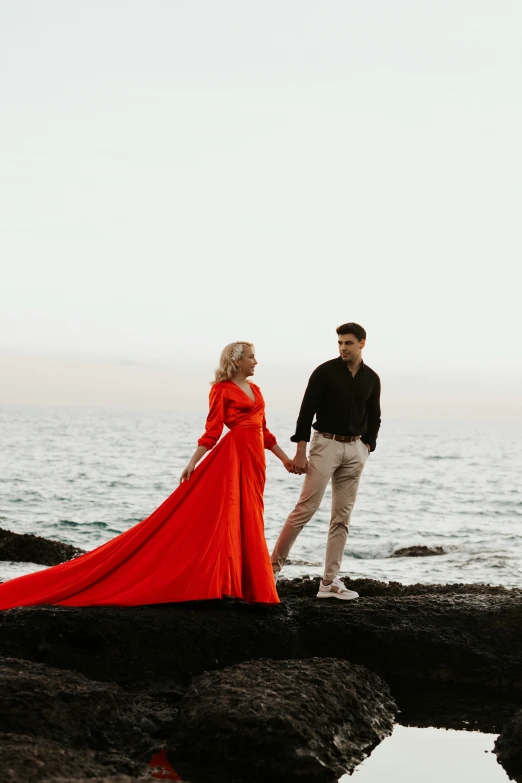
0 381 279 608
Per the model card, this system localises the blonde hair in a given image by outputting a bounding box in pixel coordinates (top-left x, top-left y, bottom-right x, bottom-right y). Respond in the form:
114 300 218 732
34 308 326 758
212 341 254 385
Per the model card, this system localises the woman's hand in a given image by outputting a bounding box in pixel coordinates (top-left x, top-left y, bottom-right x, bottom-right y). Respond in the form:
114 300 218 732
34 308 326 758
179 445 208 484
283 457 305 474
271 444 301 474
179 461 196 484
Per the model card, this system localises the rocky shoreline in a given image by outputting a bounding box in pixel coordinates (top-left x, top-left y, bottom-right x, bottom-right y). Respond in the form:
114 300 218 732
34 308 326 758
1 528 522 781
0 526 84 568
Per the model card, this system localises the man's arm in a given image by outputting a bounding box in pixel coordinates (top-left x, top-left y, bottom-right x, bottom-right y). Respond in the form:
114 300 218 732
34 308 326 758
291 440 309 473
290 367 326 471
365 375 381 452
291 366 326 443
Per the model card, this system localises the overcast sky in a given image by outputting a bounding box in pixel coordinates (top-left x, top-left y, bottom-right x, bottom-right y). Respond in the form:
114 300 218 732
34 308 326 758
1 1 521 413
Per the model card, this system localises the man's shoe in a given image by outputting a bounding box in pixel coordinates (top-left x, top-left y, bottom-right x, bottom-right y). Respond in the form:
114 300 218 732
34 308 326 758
316 577 359 601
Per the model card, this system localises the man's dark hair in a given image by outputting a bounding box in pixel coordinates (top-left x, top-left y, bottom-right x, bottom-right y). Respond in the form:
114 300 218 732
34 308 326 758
336 322 366 342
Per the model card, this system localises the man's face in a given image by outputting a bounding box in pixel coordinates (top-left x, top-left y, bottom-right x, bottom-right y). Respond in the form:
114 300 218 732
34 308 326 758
338 334 365 363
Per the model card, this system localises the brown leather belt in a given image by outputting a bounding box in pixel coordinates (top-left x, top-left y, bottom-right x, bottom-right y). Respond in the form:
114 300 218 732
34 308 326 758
319 432 360 443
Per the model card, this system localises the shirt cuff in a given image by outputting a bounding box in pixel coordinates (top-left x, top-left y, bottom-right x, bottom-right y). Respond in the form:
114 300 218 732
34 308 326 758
290 433 311 443
197 436 215 450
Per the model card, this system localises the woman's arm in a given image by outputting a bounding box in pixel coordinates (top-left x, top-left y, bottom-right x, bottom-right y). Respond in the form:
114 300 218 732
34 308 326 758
270 443 296 473
179 445 208 484
262 412 296 473
180 384 226 483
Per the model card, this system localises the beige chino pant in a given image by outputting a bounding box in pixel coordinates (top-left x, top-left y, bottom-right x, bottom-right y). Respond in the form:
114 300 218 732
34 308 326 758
271 432 369 582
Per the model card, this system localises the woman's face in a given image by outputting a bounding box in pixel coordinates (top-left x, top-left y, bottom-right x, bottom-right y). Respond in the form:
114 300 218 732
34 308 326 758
235 346 257 377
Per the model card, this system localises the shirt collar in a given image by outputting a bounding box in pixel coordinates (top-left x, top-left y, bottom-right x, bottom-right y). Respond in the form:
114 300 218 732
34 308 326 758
337 356 365 373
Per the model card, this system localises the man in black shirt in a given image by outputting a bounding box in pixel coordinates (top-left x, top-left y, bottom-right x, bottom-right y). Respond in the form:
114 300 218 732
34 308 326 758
271 322 381 600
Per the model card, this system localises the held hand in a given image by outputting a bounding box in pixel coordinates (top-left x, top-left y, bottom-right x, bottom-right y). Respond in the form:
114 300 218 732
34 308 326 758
282 458 303 475
179 461 196 484
292 451 308 474
283 457 302 474
363 443 371 454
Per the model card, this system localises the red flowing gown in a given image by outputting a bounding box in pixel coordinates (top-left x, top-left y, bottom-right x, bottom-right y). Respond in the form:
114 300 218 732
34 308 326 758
0 381 280 608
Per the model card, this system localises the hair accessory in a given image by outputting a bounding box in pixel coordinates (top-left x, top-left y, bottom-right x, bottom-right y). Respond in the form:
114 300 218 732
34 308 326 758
230 344 244 363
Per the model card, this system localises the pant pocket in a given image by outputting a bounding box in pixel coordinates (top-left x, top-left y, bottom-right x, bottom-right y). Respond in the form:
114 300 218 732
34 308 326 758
309 435 335 477
358 439 369 463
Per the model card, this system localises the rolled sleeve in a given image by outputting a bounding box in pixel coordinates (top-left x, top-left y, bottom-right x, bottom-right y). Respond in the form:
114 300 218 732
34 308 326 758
291 367 326 442
198 384 226 450
262 416 277 450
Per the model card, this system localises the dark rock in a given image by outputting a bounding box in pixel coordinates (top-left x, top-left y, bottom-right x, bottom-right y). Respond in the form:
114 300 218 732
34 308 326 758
50 778 147 783
0 656 172 755
51 778 146 783
173 657 396 783
0 527 84 567
275 575 513 598
390 545 446 558
397 684 521 734
1 579 521 708
1 579 521 781
0 657 178 782
495 709 522 781
0 734 146 782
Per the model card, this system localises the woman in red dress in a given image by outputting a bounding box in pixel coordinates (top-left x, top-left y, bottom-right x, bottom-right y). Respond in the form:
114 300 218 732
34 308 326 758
0 342 292 609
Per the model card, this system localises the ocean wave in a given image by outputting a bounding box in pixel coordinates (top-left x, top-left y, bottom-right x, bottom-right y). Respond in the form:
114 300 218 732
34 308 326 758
425 455 462 461
0 561 49 581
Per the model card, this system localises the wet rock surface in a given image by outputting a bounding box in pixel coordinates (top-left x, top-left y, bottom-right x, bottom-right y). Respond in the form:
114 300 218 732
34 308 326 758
390 545 446 557
0 657 175 782
495 709 522 781
398 684 521 734
275 575 514 598
50 778 147 783
0 734 146 782
173 658 396 783
1 575 522 781
0 527 84 567
51 779 146 783
1 579 519 701
0 656 173 752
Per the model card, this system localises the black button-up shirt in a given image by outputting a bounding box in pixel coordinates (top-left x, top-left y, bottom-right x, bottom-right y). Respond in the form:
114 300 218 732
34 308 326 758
291 357 381 451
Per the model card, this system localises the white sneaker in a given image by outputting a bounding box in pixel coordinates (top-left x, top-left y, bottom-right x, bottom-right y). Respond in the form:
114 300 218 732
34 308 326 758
316 577 359 601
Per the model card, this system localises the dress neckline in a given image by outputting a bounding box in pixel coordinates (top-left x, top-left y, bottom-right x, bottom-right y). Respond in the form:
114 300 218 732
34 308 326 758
229 380 256 403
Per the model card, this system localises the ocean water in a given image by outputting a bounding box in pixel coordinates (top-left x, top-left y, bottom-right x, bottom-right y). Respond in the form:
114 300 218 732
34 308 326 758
343 726 507 782
1 405 521 587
